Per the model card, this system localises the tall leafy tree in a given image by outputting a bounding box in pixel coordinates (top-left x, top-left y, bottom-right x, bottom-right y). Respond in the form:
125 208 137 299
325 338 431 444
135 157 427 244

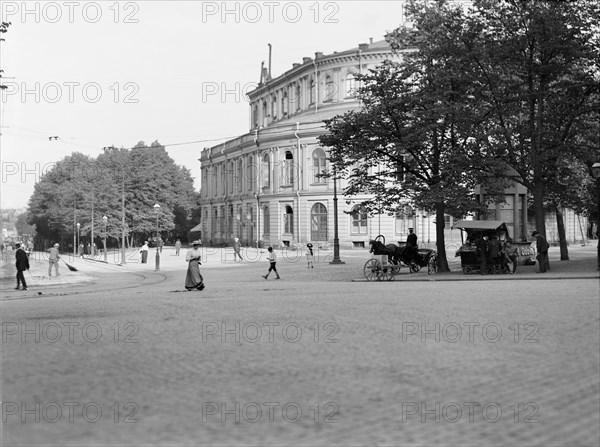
320 1 503 271
455 0 600 236
28 142 199 246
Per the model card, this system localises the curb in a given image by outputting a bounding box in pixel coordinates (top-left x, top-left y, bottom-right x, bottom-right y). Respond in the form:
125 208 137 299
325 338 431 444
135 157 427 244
352 274 599 282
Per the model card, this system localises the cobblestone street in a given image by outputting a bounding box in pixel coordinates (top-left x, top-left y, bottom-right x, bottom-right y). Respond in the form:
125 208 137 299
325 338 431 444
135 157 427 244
1 246 599 446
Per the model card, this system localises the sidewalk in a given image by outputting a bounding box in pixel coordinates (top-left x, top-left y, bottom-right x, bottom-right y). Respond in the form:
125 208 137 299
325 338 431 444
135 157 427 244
352 244 600 282
1 244 598 291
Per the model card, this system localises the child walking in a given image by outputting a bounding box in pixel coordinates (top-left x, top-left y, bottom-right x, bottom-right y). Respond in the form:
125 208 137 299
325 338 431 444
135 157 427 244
262 247 280 279
306 243 314 268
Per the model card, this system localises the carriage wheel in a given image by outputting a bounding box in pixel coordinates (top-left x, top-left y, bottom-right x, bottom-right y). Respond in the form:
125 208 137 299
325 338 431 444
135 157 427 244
391 261 402 276
409 262 421 273
427 253 438 275
379 265 395 281
364 259 382 281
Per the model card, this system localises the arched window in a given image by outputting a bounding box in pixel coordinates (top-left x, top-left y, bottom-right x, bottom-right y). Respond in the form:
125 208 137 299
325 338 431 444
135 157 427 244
248 155 254 191
262 100 268 126
282 91 288 117
271 95 277 120
346 73 356 97
310 78 316 105
295 85 301 111
212 208 218 236
220 164 226 196
261 153 270 187
227 161 234 195
350 205 368 235
312 148 327 183
324 75 335 102
236 159 243 194
284 205 294 234
219 206 225 236
311 202 328 241
282 151 294 186
212 166 217 197
263 206 270 237
228 205 234 236
253 104 259 128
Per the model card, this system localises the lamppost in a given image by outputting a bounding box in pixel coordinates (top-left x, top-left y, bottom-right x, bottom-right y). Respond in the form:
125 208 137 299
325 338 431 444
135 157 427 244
76 222 80 256
121 167 127 265
329 162 345 265
591 162 600 270
103 215 108 263
154 203 160 271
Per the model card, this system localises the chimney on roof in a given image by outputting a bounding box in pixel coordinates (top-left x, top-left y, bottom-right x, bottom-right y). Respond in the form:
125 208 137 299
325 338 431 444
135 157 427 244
292 63 300 68
302 57 312 64
369 37 373 44
358 43 369 51
315 51 323 59
259 61 265 85
267 43 272 81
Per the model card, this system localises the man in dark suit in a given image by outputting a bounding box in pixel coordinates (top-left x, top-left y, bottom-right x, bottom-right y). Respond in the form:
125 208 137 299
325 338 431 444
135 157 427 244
15 243 30 290
532 231 549 273
405 228 418 263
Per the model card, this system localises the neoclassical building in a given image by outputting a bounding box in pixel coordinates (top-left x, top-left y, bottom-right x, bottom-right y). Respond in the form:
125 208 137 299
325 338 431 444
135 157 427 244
198 39 587 248
199 39 412 248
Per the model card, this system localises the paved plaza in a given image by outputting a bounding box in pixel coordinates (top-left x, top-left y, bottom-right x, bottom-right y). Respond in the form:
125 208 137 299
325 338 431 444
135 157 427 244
1 245 599 446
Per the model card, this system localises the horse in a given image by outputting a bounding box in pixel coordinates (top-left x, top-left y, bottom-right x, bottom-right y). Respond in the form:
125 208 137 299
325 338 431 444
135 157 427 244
369 239 405 265
369 238 429 273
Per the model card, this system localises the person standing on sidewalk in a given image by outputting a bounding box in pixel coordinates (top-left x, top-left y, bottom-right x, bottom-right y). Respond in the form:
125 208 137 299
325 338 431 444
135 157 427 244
262 247 280 279
15 243 29 290
140 241 149 264
48 243 60 277
175 239 182 256
306 243 314 268
503 239 518 274
185 240 205 291
532 231 549 273
233 237 243 262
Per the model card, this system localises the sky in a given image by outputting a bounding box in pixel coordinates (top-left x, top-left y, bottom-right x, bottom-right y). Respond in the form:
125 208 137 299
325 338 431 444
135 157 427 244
0 0 410 209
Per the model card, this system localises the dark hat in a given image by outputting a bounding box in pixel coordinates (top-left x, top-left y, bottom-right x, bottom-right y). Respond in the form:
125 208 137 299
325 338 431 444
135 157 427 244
15 243 21 248
532 231 539 236
408 227 414 230
307 243 313 248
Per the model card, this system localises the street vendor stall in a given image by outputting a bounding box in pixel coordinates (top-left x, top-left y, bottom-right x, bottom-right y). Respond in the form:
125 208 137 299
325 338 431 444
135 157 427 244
452 220 535 274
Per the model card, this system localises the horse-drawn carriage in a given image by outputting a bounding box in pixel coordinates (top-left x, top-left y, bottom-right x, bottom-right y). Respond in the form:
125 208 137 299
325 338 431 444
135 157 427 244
452 220 535 274
364 235 438 280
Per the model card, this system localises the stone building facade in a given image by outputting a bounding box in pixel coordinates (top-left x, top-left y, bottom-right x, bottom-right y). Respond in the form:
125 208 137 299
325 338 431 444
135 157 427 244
197 39 588 248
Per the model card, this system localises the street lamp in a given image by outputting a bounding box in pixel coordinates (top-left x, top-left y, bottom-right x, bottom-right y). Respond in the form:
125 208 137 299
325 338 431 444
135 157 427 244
591 162 600 270
76 222 80 257
103 215 108 262
329 162 345 265
154 203 160 271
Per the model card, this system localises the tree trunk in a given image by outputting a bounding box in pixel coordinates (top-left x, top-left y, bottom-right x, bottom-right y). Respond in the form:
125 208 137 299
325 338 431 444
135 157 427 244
532 182 546 236
556 207 569 261
435 202 450 272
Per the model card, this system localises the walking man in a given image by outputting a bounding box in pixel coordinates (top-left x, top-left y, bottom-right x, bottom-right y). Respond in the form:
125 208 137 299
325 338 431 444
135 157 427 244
233 237 243 262
15 242 29 290
262 247 280 279
48 243 60 277
532 231 549 273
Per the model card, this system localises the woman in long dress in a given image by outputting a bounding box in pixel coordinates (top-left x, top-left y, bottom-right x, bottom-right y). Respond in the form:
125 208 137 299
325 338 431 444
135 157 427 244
185 240 204 291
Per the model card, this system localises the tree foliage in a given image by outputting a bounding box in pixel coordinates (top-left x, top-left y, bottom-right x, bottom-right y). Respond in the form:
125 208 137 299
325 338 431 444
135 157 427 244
320 0 599 269
28 142 200 246
320 1 504 271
